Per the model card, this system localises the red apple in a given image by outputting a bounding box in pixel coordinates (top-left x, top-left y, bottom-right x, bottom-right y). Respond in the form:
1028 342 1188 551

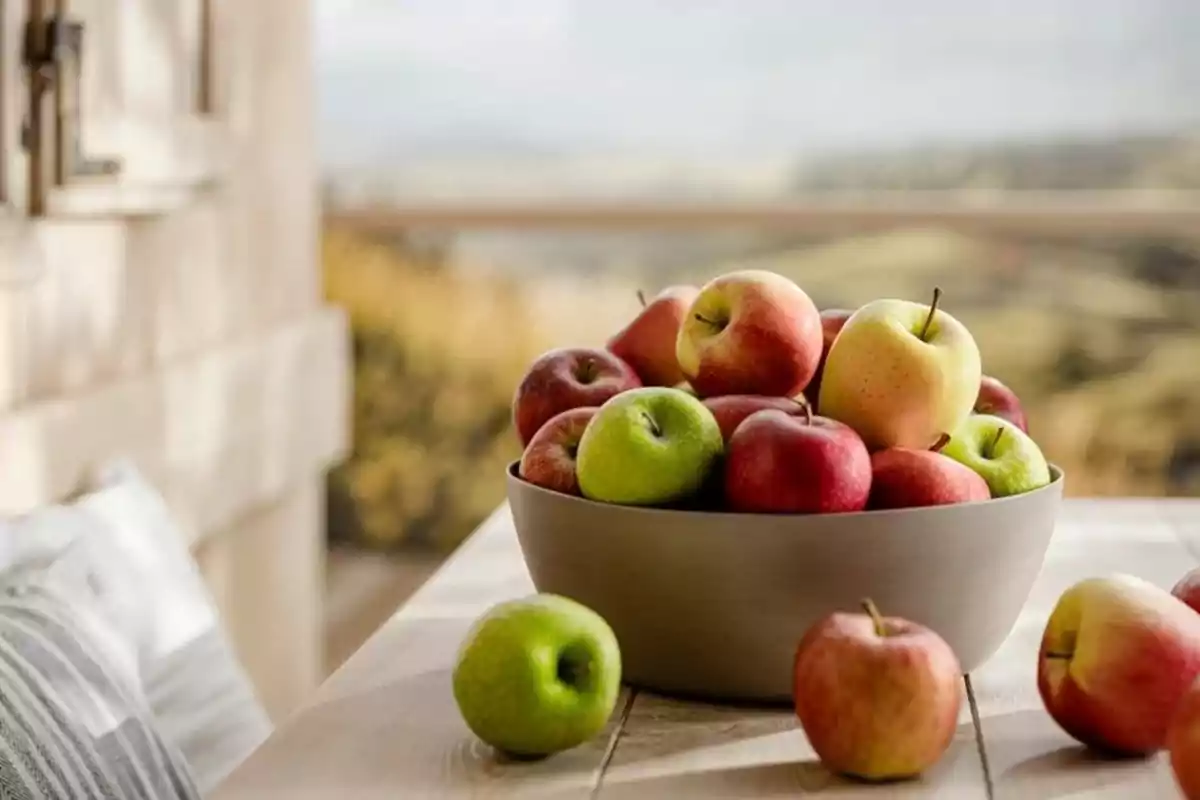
1169 676 1200 799
867 445 991 510
676 269 823 398
803 308 854 410
518 406 598 496
512 348 641 445
702 394 810 443
1172 567 1200 614
1038 574 1200 756
793 599 962 781
607 286 700 386
724 406 871 514
974 375 1028 433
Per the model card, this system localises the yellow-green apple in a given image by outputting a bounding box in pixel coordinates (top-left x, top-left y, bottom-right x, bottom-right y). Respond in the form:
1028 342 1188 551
1168 677 1200 799
1173 568 1200 614
803 308 855 410
518 407 598 496
941 414 1050 497
724 405 871 514
512 347 641 445
607 286 699 386
867 444 991 510
452 594 621 758
818 288 981 450
576 387 723 506
1038 574 1200 756
975 375 1029 433
702 394 811 443
793 599 962 781
676 269 823 398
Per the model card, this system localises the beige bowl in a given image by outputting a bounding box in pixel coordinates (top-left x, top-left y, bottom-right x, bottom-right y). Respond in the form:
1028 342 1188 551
507 462 1064 704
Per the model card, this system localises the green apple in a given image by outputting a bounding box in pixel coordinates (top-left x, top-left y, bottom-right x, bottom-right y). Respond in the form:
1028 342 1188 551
452 594 622 758
942 413 1051 497
818 288 981 450
576 386 723 505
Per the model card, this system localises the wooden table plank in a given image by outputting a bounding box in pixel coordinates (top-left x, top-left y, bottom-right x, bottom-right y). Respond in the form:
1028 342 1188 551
214 509 631 799
969 500 1198 799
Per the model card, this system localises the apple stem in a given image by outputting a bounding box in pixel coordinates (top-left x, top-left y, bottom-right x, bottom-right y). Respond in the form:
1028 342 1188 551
930 433 951 453
1043 651 1073 660
989 426 1005 456
861 598 888 638
643 411 663 438
801 400 813 426
918 286 943 342
694 313 717 327
636 289 647 308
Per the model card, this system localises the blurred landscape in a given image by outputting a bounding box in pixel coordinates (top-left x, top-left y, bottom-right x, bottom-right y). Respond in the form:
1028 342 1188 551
316 0 1200 554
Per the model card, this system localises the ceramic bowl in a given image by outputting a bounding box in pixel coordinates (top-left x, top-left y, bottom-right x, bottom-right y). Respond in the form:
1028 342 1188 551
506 462 1064 704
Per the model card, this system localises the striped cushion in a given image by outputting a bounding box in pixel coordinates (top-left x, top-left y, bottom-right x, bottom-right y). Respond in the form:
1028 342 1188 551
0 580 199 799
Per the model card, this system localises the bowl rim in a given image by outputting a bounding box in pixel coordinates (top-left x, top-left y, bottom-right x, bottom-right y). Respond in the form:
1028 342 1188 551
506 460 1065 521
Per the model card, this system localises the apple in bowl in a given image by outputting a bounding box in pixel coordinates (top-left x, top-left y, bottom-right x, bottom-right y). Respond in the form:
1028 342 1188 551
512 347 641 446
607 286 699 387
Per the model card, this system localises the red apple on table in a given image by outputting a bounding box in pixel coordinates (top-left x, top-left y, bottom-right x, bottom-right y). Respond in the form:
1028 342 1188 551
1037 574 1200 756
1169 676 1200 799
868 440 991 510
724 405 871 514
974 375 1028 433
518 407 598 496
803 308 854 410
793 599 963 781
676 269 823 398
702 394 811 444
1172 567 1200 614
607 286 699 387
512 347 641 445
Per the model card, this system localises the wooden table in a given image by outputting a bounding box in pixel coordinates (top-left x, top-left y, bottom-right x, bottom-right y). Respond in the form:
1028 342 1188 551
215 499 1200 799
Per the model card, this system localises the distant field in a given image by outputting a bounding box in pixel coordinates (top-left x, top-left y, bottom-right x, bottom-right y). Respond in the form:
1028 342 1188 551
322 219 1200 551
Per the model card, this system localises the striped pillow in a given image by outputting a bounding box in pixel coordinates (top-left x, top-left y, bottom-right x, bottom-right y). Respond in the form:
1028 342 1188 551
0 580 200 799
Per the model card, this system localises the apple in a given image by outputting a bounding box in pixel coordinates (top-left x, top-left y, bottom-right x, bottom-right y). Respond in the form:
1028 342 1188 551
1038 574 1200 756
512 347 641 445
518 407 598 496
702 394 810 443
868 443 991 510
607 286 699 387
673 380 698 397
793 599 962 781
803 308 854 410
941 414 1051 497
818 287 982 450
1173 568 1200 614
724 405 871 514
452 594 622 758
1168 677 1200 799
975 375 1029 433
676 269 823 399
575 387 723 506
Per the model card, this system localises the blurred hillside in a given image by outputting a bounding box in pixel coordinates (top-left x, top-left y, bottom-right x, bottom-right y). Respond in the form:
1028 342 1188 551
322 214 1200 552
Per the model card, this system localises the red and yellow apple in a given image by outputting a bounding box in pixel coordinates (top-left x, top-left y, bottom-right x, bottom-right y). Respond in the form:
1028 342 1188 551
975 375 1029 433
867 445 991 510
724 406 871 514
803 308 854 410
675 270 823 399
607 285 700 387
702 394 811 444
1169 676 1200 799
793 599 962 781
512 347 641 445
818 288 981 450
1037 574 1200 755
1172 567 1200 614
518 406 598 496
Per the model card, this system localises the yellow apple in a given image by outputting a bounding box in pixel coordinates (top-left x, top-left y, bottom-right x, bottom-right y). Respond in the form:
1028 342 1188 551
817 288 981 450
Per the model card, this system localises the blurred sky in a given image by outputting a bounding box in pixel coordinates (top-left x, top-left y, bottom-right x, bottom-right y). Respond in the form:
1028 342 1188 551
315 0 1200 168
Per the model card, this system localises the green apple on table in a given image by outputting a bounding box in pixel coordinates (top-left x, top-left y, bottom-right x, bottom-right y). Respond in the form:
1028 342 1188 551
818 287 981 450
452 594 622 758
941 413 1051 497
576 386 723 506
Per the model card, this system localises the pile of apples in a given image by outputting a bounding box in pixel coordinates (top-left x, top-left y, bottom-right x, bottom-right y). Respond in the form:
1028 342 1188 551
513 268 1051 513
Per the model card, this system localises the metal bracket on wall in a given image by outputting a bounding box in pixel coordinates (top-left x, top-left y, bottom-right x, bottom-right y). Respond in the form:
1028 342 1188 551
21 2 121 216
